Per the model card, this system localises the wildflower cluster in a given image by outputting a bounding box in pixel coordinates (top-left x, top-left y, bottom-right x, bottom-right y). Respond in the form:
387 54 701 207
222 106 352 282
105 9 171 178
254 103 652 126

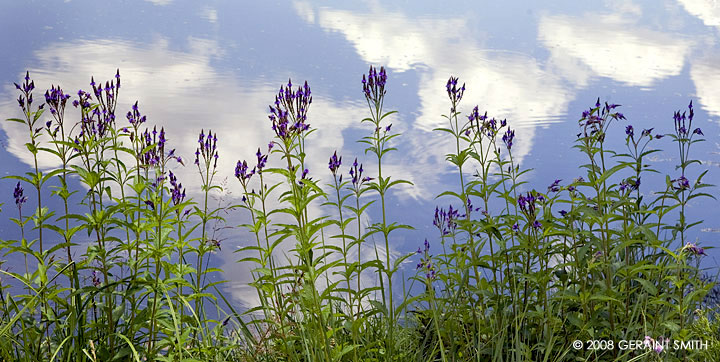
269 79 312 142
348 158 371 187
328 151 342 178
673 100 703 139
195 129 218 168
502 128 515 150
126 101 148 128
138 126 166 167
619 177 641 192
446 76 465 112
362 65 387 105
517 191 543 229
256 145 270 173
13 71 37 113
578 98 626 141
433 205 462 236
90 70 120 120
416 239 436 280
235 160 254 186
44 85 71 135
168 170 186 207
467 106 508 140
547 179 561 193
13 182 27 208
683 242 706 257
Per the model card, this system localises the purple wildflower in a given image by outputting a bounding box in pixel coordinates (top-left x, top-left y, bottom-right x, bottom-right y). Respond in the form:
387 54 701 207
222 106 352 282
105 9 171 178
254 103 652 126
235 160 255 185
256 147 269 173
673 100 694 139
502 128 515 150
328 151 342 176
13 182 27 207
349 158 371 188
433 205 462 236
363 65 387 105
44 85 71 124
446 76 465 112
548 179 561 193
144 200 155 210
684 242 706 256
517 191 538 219
92 270 102 287
416 239 436 280
169 171 186 208
673 175 690 190
126 101 147 127
269 79 312 142
195 129 219 170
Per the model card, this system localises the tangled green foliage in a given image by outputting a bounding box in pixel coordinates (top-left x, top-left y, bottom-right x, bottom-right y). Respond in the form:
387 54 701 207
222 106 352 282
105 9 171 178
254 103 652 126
0 68 718 362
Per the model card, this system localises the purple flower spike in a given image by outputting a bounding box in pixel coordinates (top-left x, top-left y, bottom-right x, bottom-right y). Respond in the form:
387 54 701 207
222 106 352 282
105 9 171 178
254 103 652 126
13 182 27 207
363 65 388 105
269 79 312 142
169 170 186 207
672 175 690 190
144 200 155 210
502 128 515 150
235 160 255 185
446 76 465 111
548 179 561 193
195 129 219 171
328 151 342 175
256 147 269 173
92 270 101 287
517 191 538 218
684 242 706 256
625 125 634 138
693 128 704 136
416 239 436 280
349 158 369 188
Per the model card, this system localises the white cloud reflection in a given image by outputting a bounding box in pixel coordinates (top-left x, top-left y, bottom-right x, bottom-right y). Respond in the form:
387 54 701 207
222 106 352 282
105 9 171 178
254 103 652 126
538 13 691 87
690 54 720 119
677 0 720 28
144 0 173 6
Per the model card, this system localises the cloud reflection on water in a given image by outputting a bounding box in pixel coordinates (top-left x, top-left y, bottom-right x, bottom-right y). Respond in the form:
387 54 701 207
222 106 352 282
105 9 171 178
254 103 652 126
539 13 691 88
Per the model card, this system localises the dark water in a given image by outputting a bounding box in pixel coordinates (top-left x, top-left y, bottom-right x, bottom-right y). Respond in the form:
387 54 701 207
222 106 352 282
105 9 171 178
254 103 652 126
1 0 719 307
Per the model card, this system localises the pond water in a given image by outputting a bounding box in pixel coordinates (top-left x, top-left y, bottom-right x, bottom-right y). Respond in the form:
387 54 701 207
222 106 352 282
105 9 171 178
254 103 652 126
1 0 719 307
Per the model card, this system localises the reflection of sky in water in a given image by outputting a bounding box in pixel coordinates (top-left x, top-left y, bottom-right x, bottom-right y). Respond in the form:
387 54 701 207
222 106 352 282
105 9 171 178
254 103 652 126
1 0 719 307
